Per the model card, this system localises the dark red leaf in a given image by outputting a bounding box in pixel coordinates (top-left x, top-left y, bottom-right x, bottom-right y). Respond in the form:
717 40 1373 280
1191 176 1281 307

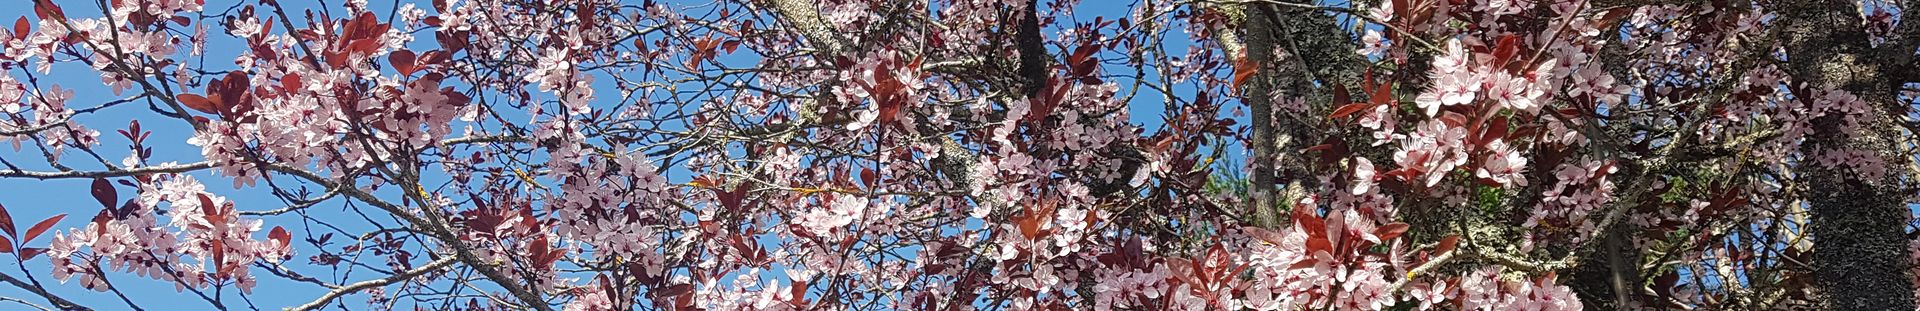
1292 206 1325 239
12 17 26 41
1491 34 1521 65
211 241 226 278
33 0 64 21
268 226 291 246
876 99 902 129
176 94 218 114
324 51 348 69
1231 56 1261 92
418 50 448 66
0 236 11 253
349 38 380 55
91 178 116 209
438 31 468 53
19 247 43 260
1653 270 1680 296
1392 0 1410 25
529 235 555 266
789 280 808 306
283 72 302 92
1437 111 1469 127
390 49 417 75
22 214 63 244
714 184 746 211
1016 214 1042 240
858 168 876 190
1591 160 1618 183
1067 44 1101 77
1165 258 1199 286
1305 236 1332 254
1370 82 1394 106
1434 234 1461 254
546 248 567 266
258 17 275 39
1374 223 1410 241
1485 116 1511 143
1244 227 1286 245
1331 82 1351 107
218 71 249 103
198 194 222 229
0 203 12 238
90 209 110 237
1329 103 1373 119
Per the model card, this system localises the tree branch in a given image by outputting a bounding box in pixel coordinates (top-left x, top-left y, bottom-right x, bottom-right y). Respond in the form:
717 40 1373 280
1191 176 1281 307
286 256 457 311
0 161 216 179
0 272 90 311
763 0 847 55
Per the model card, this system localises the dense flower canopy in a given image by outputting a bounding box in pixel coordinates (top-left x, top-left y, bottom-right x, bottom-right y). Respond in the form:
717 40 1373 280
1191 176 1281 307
0 0 1916 310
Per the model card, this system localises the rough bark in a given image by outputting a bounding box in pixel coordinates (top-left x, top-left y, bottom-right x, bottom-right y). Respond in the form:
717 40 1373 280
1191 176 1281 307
1015 0 1048 97
1234 0 1363 227
765 0 846 54
1777 2 1916 309
1242 3 1284 227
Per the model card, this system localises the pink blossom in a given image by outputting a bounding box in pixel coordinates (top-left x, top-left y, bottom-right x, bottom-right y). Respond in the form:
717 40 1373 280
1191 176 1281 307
1395 120 1470 187
1352 157 1378 195
1358 30 1390 57
1416 40 1480 116
1489 72 1545 112
1476 139 1529 187
1569 66 1621 104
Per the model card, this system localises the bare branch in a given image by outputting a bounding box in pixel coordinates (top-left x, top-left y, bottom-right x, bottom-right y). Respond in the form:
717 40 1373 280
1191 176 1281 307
0 272 90 311
286 256 458 311
0 161 216 179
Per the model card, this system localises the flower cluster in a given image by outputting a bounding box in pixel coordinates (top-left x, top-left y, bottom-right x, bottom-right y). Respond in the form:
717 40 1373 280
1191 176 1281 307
1525 161 1618 244
48 174 290 293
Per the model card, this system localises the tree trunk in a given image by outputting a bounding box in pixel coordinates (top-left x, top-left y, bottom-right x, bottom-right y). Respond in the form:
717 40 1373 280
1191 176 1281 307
1778 3 1916 310
1235 1 1361 227
1243 3 1283 227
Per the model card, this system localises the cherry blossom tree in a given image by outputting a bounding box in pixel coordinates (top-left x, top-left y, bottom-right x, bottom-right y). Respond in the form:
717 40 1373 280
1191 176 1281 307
0 0 1915 310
